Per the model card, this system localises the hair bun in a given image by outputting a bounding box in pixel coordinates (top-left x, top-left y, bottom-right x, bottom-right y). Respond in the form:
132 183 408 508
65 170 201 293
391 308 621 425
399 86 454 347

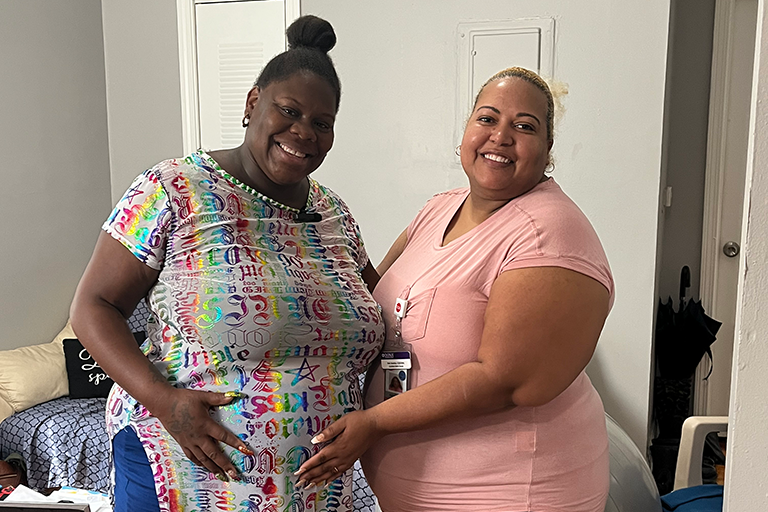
286 15 336 53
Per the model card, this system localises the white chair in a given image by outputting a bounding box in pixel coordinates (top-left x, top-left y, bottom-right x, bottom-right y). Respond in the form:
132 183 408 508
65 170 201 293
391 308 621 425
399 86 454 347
673 416 728 491
652 415 727 512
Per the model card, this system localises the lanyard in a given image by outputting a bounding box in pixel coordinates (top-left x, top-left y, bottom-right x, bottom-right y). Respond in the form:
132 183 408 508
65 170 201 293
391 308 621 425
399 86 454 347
390 284 414 346
393 297 408 346
382 289 413 399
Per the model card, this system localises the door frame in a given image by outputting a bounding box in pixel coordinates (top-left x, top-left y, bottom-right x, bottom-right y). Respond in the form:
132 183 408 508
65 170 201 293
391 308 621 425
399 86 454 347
696 0 738 415
176 0 301 155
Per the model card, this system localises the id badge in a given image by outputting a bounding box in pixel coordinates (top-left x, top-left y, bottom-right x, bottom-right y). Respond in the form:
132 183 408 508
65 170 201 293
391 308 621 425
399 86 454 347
382 295 412 400
381 345 411 400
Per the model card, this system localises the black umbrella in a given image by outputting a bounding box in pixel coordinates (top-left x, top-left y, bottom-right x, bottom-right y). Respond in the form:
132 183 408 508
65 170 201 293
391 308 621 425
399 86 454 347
655 266 722 380
651 266 723 493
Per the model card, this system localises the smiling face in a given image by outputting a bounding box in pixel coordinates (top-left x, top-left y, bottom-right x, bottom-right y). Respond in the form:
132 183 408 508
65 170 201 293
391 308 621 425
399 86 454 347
242 71 336 190
460 77 553 201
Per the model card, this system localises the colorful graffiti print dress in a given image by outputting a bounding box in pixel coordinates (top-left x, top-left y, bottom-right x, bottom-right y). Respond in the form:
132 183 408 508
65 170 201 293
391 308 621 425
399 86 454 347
103 151 384 512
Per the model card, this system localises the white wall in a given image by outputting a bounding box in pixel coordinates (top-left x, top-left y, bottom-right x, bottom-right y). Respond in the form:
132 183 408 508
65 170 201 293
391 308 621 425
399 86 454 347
101 0 185 202
1 0 672 451
657 0 716 303
0 0 111 350
724 0 768 507
302 0 671 449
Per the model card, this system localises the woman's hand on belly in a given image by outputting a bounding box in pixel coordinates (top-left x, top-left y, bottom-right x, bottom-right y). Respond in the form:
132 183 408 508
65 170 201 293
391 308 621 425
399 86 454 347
302 267 610 454
153 388 254 480
294 409 380 488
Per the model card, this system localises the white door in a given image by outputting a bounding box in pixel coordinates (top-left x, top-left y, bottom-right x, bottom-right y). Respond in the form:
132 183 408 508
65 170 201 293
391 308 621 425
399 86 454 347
196 0 287 151
697 0 758 416
176 0 300 154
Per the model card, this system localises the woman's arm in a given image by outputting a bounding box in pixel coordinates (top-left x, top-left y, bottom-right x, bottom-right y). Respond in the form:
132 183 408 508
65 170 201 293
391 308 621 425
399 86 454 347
360 262 380 293
294 266 609 486
359 228 408 294
70 232 248 480
376 228 408 276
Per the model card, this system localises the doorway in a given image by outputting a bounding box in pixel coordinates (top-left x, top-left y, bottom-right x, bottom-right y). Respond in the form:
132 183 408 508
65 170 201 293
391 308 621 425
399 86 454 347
695 0 758 416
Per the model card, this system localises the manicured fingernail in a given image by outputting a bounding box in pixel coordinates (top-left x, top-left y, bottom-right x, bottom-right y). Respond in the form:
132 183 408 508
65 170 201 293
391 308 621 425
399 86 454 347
227 469 238 480
238 445 254 456
323 480 331 489
296 479 305 490
293 468 304 476
216 472 227 481
224 391 247 400
311 434 323 444
307 482 316 489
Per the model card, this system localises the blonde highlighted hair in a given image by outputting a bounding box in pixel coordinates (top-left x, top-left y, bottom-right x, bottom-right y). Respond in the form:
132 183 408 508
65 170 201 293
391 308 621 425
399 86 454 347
472 67 557 141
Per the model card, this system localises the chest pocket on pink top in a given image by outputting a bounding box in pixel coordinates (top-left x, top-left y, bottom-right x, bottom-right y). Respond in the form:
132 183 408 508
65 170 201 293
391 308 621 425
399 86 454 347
401 287 437 342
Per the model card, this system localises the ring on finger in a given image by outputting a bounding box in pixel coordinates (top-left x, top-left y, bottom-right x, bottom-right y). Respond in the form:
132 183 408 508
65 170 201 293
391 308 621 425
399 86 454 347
333 466 339 473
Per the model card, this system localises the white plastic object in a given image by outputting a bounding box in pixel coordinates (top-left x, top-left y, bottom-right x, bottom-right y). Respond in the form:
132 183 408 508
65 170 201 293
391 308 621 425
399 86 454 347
673 416 728 491
604 413 663 512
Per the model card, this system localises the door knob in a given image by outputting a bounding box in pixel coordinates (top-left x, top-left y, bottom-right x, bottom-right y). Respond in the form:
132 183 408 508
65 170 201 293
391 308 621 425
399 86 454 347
723 241 740 257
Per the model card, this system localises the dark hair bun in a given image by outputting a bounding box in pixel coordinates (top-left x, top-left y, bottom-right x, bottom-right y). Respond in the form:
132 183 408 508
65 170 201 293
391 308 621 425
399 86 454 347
286 15 336 53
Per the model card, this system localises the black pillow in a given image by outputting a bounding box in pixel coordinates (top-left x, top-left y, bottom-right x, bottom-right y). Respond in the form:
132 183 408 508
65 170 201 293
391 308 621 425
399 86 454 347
62 332 146 399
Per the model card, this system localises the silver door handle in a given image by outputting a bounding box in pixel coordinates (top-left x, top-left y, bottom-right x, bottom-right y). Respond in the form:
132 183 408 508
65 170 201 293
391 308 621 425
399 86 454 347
723 241 740 257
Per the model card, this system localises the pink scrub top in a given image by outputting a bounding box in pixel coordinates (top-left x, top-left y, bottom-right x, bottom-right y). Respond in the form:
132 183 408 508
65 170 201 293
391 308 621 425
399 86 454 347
362 179 614 512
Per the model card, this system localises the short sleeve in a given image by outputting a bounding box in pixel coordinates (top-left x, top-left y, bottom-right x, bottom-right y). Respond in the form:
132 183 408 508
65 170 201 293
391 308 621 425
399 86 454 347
500 252 614 298
347 212 369 272
102 169 172 270
321 184 370 272
496 194 614 302
498 225 614 303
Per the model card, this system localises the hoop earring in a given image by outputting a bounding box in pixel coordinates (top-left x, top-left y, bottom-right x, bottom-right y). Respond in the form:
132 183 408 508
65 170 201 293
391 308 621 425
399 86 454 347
242 116 250 128
455 145 461 157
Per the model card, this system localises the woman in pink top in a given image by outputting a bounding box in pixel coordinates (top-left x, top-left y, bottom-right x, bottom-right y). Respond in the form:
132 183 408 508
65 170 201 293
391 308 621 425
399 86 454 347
295 67 614 511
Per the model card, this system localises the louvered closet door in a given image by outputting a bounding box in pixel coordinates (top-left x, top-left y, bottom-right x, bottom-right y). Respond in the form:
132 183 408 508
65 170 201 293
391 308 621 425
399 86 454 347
196 0 286 151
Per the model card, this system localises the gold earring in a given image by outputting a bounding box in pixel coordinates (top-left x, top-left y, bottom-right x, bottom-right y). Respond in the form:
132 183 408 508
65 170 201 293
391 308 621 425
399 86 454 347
455 145 461 157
